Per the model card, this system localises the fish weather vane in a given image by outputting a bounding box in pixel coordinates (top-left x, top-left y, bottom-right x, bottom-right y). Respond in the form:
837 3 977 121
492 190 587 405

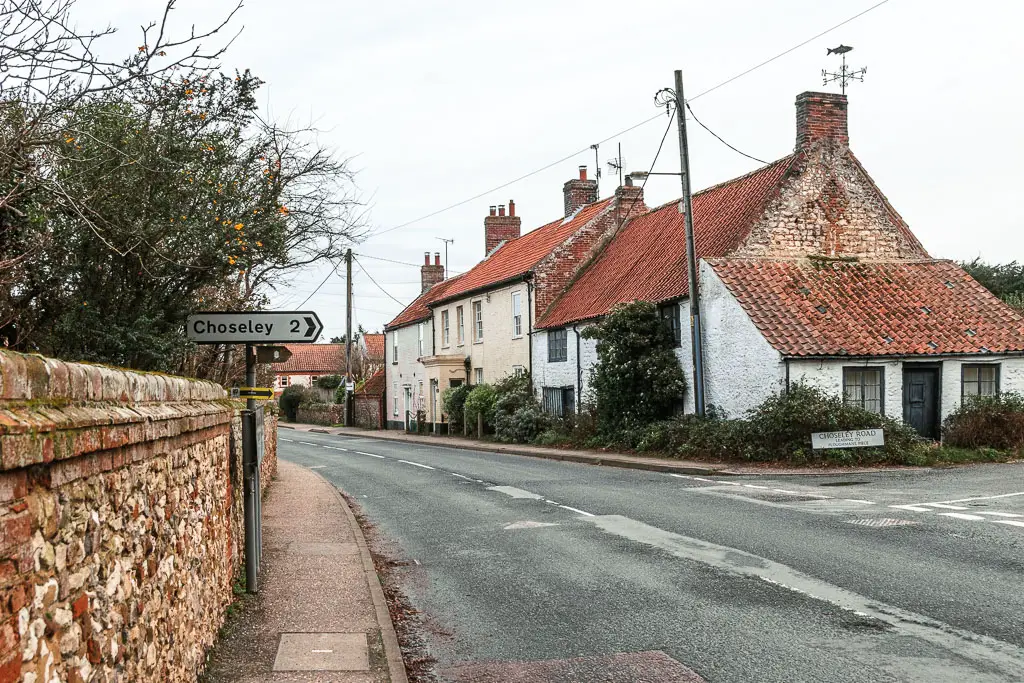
822 45 866 95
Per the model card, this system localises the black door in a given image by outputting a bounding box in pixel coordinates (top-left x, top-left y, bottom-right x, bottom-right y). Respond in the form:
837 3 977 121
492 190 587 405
903 368 940 439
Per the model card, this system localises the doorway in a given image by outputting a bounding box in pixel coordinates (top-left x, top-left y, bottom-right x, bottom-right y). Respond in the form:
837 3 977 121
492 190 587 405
903 366 940 439
403 387 412 430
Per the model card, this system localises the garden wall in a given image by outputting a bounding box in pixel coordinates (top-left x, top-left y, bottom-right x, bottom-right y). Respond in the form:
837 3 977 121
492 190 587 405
295 403 345 426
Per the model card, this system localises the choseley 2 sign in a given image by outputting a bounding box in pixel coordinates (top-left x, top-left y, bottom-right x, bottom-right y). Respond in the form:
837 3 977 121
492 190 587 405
186 311 323 344
811 429 885 449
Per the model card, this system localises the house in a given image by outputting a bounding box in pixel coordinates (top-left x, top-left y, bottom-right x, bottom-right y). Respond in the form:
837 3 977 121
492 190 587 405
353 368 386 429
273 343 344 396
358 332 385 379
533 91 1024 437
384 170 646 431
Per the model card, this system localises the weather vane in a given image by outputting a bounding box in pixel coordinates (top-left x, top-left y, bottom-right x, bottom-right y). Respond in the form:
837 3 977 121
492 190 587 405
822 45 866 95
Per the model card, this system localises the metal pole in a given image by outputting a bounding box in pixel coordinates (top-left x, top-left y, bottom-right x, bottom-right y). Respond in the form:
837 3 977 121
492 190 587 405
675 69 706 416
345 248 354 426
243 343 259 592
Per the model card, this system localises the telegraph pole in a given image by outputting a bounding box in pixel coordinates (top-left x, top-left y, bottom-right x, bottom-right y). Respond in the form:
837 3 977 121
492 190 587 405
674 70 706 416
345 249 354 426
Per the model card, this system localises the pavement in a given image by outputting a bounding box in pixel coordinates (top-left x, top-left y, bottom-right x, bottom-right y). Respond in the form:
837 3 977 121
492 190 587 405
278 428 1024 683
201 459 408 683
279 422 931 476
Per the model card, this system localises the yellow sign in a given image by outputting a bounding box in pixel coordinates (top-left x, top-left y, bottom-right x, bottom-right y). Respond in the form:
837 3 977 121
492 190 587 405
238 387 274 400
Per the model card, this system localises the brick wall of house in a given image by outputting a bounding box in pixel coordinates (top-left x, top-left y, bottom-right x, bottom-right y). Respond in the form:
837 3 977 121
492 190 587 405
732 145 928 260
0 349 276 683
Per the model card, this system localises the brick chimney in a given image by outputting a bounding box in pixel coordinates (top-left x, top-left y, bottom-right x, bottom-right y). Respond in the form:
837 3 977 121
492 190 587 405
614 175 646 223
484 199 521 256
420 251 444 293
563 165 598 217
795 91 849 150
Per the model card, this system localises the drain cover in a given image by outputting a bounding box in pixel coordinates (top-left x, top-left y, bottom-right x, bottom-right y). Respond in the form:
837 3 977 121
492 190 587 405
845 518 919 527
820 481 871 487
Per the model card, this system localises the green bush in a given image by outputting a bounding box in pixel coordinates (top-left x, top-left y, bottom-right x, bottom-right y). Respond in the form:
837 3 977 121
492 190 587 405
442 384 471 431
278 385 316 422
943 392 1024 451
582 301 687 436
464 384 497 431
316 374 343 390
490 372 549 443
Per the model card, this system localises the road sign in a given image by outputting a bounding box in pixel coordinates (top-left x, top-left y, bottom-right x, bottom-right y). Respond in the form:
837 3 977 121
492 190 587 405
186 311 323 344
811 429 885 449
256 345 293 363
230 387 240 399
238 387 274 400
346 380 355 393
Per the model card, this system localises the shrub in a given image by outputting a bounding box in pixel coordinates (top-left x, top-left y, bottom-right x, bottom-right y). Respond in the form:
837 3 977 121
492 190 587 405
943 392 1024 451
494 403 550 444
442 384 470 431
316 374 343 390
582 301 687 436
464 384 497 431
278 385 316 422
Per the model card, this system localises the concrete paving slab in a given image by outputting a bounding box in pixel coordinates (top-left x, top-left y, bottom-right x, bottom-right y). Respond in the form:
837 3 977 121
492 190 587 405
273 632 370 671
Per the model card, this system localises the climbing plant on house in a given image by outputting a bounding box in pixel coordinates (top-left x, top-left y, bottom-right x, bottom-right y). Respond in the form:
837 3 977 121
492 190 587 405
581 300 687 437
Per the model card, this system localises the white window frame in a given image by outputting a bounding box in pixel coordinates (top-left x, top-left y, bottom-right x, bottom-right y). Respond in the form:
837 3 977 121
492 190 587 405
441 310 450 347
392 383 398 416
474 368 484 384
456 306 464 345
473 301 484 342
511 291 523 338
418 324 424 357
392 334 398 364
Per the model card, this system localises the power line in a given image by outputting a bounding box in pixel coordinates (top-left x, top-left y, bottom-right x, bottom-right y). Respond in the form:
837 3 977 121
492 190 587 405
297 259 343 308
353 254 408 307
625 109 677 222
684 101 768 165
354 253 422 268
362 1 890 243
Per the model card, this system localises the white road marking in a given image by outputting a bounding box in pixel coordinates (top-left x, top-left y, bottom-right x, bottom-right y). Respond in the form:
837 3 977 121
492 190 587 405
843 499 877 505
743 484 770 489
504 521 559 530
993 520 1024 528
398 460 435 470
356 451 385 458
773 489 801 494
724 481 743 486
923 503 969 510
487 486 543 500
323 446 348 451
691 477 714 482
889 504 934 512
280 438 295 442
559 505 595 517
939 513 987 521
450 473 473 480
308 465 326 470
544 499 561 505
934 491 1024 505
298 441 319 446
975 511 1023 518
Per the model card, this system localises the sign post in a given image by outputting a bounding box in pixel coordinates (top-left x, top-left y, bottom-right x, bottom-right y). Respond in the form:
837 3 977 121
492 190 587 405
187 310 323 594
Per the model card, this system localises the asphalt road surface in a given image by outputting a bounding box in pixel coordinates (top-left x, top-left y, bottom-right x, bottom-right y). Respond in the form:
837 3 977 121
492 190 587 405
278 430 1024 683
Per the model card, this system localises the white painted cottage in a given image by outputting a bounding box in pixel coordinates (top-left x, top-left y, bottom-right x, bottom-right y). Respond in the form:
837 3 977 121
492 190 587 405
533 91 1024 438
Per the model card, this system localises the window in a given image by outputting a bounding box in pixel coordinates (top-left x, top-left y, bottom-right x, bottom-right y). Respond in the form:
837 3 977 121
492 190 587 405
512 291 523 338
659 304 681 347
441 310 450 347
843 367 883 414
418 324 424 357
542 386 575 417
512 365 525 376
474 368 484 384
963 364 999 399
457 306 464 344
392 334 398 364
548 329 568 363
278 375 290 387
392 383 398 415
473 301 484 341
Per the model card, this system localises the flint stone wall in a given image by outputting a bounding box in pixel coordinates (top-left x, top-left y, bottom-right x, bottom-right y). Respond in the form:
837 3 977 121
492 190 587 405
295 403 345 427
0 349 276 683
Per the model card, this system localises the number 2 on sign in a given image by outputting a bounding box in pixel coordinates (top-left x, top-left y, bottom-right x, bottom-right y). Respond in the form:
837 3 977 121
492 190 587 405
290 320 300 333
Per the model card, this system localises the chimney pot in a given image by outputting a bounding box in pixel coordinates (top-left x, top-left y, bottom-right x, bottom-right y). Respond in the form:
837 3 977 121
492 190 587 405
625 176 633 187
508 199 515 217
498 204 506 217
424 252 430 265
434 252 441 266
420 250 444 292
489 205 496 216
578 165 587 181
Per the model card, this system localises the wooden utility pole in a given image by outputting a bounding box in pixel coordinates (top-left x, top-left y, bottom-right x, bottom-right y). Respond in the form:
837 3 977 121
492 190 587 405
674 69 706 416
345 249 354 426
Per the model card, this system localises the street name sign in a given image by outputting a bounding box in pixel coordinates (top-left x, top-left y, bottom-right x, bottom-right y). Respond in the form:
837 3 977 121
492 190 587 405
186 311 323 344
811 429 885 449
238 387 274 400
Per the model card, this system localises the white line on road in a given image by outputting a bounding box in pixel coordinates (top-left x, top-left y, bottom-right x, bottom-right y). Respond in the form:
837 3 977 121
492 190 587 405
939 513 987 521
308 465 326 470
993 520 1024 528
323 446 348 451
559 505 595 517
669 474 691 479
923 503 969 510
280 438 295 442
843 499 877 505
975 511 1023 518
356 451 385 458
691 477 715 482
398 460 435 470
773 489 800 494
487 486 544 500
298 441 319 446
934 491 1024 505
450 473 473 480
743 484 771 489
889 504 935 512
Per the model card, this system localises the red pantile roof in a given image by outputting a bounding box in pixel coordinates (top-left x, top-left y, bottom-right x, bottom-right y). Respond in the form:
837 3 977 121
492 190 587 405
708 258 1024 357
433 199 614 304
356 368 385 396
385 275 465 330
362 333 384 361
276 344 344 373
537 157 796 328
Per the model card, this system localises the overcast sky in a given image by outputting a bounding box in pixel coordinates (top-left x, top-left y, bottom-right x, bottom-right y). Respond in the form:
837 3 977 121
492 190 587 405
91 0 1023 340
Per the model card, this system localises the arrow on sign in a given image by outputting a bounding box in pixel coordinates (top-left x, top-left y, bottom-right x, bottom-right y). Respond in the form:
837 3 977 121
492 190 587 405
304 316 317 338
238 387 274 400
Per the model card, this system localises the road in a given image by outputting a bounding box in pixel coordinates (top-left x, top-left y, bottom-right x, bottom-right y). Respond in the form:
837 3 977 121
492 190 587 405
278 430 1024 683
